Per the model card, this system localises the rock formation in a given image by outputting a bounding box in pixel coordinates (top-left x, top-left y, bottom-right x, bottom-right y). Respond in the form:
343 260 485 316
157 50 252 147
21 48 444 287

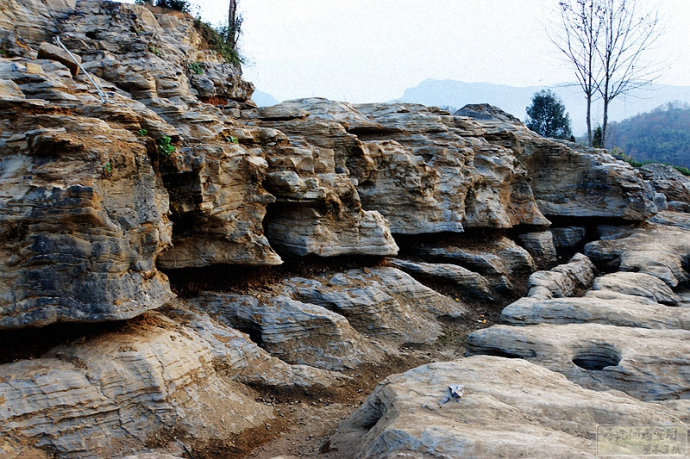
0 1 687 457
331 357 687 458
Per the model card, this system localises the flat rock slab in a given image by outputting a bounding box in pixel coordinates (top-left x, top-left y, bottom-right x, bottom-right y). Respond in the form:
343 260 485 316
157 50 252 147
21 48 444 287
467 323 690 401
331 356 687 459
501 294 690 330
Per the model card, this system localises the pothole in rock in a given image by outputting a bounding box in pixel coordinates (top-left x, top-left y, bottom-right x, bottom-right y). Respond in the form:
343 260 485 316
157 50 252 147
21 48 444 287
572 343 621 371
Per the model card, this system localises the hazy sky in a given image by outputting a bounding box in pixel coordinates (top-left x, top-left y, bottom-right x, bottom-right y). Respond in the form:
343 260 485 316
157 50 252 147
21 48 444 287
122 0 690 103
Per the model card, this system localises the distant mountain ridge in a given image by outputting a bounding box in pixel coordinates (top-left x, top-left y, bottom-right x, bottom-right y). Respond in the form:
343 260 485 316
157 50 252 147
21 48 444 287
394 79 690 136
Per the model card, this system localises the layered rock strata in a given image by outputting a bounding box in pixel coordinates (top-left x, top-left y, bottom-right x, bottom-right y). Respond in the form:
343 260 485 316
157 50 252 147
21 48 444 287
339 214 690 458
453 105 660 221
0 1 684 457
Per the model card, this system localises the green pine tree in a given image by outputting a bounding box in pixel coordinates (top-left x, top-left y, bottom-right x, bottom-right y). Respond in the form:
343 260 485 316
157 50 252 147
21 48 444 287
525 90 574 140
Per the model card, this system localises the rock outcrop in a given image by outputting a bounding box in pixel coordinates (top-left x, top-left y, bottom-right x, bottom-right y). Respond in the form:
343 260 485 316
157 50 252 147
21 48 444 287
1 1 686 457
332 357 687 458
339 212 690 458
253 99 551 235
185 266 467 371
455 107 659 221
639 162 690 208
0 312 277 457
0 79 174 328
585 214 690 287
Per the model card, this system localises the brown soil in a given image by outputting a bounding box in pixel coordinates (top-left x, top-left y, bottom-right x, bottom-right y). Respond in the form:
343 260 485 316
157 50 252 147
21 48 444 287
233 281 505 458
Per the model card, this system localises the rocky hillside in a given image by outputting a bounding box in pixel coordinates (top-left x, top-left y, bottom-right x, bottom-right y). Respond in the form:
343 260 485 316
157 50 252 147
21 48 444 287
0 1 687 458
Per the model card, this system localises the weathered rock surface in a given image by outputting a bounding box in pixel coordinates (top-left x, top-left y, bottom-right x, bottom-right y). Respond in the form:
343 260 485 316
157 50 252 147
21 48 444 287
0 99 174 328
389 258 493 299
285 267 466 344
551 226 587 252
0 0 76 48
639 162 690 206
525 253 596 300
188 293 385 372
253 99 550 234
454 103 522 123
467 324 690 401
503 288 690 330
0 1 686 457
410 235 535 295
585 213 690 287
331 357 687 458
502 250 690 328
166 300 345 391
0 312 276 457
265 205 398 257
0 0 663 326
502 292 690 330
37 41 80 76
185 267 465 371
456 109 658 220
517 230 558 268
593 271 681 305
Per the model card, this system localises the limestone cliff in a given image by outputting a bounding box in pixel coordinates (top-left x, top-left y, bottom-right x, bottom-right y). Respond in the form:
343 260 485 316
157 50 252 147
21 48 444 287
1 1 686 458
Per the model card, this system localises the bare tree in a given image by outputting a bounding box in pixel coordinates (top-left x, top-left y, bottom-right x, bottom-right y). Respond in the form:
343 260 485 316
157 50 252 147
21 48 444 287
227 0 242 50
552 0 660 146
552 0 603 146
597 0 660 144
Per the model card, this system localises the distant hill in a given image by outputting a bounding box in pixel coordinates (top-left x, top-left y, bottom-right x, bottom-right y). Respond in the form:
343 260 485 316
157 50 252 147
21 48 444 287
606 102 690 168
394 79 690 136
252 90 278 107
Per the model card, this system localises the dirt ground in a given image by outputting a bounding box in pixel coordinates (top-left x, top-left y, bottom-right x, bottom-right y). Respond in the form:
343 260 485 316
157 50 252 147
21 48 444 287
240 290 505 459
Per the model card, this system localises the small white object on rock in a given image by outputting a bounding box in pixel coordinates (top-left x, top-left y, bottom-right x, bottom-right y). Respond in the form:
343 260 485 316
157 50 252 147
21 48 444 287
440 384 464 405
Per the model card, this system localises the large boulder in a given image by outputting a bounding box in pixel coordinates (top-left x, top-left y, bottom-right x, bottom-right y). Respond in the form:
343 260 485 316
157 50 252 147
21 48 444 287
331 357 687 458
